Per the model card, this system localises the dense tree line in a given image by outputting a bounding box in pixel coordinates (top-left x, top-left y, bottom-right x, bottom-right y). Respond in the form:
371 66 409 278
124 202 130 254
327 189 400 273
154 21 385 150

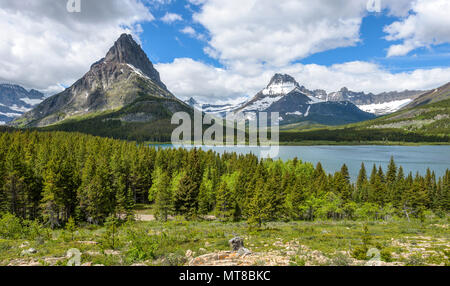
0 130 448 227
280 127 450 143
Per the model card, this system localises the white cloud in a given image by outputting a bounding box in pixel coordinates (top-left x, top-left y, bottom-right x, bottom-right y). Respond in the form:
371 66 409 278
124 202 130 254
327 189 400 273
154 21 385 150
157 58 450 104
384 0 450 57
180 26 206 41
0 0 153 94
161 12 182 23
192 0 371 73
180 26 197 36
156 0 450 104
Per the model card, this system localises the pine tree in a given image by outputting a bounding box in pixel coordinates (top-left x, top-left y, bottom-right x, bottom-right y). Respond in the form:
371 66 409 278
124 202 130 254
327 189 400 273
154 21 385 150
151 168 173 221
65 217 77 241
356 163 369 203
247 179 272 227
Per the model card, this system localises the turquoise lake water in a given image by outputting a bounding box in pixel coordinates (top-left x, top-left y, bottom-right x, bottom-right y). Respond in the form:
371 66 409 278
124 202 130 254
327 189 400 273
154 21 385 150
152 145 450 181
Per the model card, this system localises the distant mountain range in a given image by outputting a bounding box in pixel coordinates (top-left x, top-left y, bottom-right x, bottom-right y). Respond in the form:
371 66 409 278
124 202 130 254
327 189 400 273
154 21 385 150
0 84 45 124
324 88 423 115
3 33 447 142
282 81 450 143
186 74 424 121
187 74 377 126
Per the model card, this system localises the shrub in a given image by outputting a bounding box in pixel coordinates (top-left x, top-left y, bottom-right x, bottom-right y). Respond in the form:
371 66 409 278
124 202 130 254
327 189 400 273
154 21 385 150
0 213 23 239
380 248 393 262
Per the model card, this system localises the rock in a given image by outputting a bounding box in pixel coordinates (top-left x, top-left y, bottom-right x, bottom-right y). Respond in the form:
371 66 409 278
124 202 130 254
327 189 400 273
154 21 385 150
237 247 252 257
229 237 245 252
19 241 30 248
185 249 193 258
21 248 37 255
104 250 120 255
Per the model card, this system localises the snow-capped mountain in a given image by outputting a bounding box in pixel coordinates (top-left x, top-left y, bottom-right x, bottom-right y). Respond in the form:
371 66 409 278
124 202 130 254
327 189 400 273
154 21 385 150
0 84 45 124
325 87 423 115
232 74 375 126
185 97 240 117
192 74 424 125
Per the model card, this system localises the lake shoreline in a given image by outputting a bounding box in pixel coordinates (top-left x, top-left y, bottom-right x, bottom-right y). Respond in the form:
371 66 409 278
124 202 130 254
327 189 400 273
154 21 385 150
144 141 450 146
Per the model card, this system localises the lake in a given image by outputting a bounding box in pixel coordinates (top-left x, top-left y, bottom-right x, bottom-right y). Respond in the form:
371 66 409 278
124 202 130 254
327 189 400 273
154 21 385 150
152 144 450 181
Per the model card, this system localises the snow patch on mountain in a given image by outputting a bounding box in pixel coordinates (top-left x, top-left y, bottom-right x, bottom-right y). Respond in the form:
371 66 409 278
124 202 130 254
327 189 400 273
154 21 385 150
358 99 412 115
241 95 284 112
286 111 303 116
127 64 151 81
20 97 43 105
262 81 296 96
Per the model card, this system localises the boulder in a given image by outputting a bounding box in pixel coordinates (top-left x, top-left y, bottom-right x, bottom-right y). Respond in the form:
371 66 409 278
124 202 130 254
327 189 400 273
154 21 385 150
229 237 245 252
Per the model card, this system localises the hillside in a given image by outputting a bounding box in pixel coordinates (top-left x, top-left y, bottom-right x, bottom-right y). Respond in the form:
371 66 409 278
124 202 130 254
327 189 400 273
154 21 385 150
280 82 450 143
10 34 192 141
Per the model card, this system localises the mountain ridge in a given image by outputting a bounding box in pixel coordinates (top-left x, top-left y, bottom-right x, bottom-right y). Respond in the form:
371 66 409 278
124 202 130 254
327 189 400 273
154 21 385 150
11 34 184 128
0 84 45 124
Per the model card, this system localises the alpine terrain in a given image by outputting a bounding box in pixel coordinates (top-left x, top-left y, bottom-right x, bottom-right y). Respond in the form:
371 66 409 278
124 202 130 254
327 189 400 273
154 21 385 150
11 34 192 141
232 74 376 126
0 84 45 124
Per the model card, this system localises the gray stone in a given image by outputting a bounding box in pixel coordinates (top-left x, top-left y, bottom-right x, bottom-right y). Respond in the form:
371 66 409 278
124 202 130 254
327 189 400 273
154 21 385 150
229 237 245 252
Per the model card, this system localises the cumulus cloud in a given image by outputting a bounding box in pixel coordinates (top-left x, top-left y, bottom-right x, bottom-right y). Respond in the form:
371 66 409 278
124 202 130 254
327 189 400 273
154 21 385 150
157 58 450 104
156 0 449 103
384 0 450 57
192 0 371 73
0 0 153 94
161 12 182 23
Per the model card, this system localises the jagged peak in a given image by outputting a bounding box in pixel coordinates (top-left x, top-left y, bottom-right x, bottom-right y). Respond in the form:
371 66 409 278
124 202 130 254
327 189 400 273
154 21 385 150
100 33 167 89
267 74 298 87
262 74 300 96
186 97 199 106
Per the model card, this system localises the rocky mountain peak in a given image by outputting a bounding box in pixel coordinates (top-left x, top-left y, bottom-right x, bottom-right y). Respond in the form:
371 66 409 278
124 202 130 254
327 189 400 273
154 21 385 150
263 74 300 96
101 33 166 89
267 74 298 87
186 97 198 106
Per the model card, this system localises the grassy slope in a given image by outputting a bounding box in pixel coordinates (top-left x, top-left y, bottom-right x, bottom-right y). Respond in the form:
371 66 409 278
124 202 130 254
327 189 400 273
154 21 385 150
1 207 448 266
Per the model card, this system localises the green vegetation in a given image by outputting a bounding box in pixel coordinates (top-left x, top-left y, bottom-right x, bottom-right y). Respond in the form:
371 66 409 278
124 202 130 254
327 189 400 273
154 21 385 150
0 130 448 266
0 213 448 266
1 130 448 225
282 97 450 144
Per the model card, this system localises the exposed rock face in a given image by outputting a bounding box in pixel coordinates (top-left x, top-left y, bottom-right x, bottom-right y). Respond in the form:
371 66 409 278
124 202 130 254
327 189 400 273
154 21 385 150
406 82 450 108
325 87 424 115
11 34 180 127
232 74 375 126
102 34 166 90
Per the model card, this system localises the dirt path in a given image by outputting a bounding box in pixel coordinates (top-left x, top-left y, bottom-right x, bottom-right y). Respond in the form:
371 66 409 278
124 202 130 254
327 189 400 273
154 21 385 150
134 214 155 221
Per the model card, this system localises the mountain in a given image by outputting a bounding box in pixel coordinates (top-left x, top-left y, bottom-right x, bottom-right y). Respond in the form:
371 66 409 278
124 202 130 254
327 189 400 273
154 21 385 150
361 81 450 136
185 97 239 117
325 87 424 115
406 82 450 108
11 34 192 141
282 81 450 143
0 84 45 124
232 74 375 126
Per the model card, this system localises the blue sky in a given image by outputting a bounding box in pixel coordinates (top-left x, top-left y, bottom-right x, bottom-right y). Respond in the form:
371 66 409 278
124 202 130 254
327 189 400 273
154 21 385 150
1 0 449 102
142 1 450 73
